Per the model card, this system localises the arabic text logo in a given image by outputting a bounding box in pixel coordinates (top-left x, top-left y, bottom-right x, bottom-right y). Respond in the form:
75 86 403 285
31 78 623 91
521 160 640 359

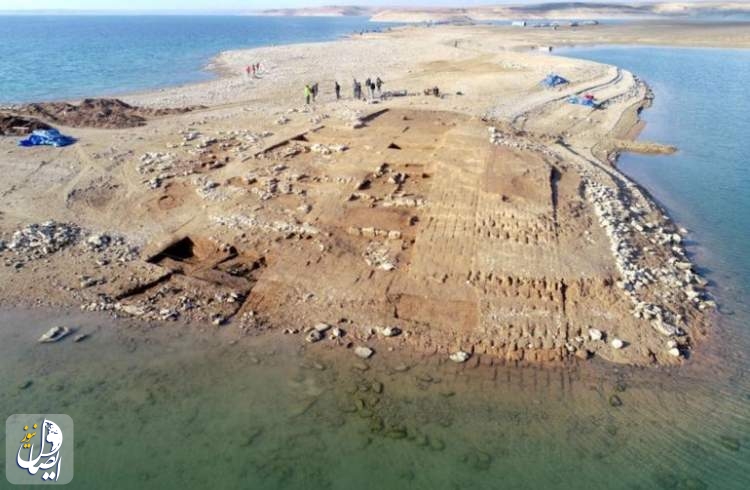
6 414 73 485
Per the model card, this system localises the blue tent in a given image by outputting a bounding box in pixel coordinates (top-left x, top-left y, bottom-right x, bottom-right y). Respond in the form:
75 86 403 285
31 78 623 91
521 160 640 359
541 73 569 88
567 95 600 108
19 129 76 148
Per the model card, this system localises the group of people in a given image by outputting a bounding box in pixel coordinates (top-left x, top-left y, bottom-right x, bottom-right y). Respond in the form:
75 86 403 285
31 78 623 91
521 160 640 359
353 77 384 100
245 63 262 77
304 77 384 105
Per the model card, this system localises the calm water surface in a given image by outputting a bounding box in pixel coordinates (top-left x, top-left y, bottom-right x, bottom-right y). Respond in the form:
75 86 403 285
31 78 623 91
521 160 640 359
560 46 750 327
0 16 396 104
1 46 749 489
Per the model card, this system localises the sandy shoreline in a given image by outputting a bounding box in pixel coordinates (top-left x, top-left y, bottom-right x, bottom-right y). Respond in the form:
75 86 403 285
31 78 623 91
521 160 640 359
0 21 730 367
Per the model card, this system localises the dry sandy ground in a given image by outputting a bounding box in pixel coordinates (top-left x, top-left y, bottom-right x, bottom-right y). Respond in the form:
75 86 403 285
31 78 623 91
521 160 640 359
0 22 727 366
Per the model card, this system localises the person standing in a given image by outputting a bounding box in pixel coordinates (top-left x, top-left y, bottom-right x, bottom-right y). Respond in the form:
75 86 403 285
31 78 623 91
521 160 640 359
376 77 383 94
245 65 251 77
335 81 341 100
365 78 372 99
353 78 360 100
369 80 376 100
312 82 319 102
304 84 312 105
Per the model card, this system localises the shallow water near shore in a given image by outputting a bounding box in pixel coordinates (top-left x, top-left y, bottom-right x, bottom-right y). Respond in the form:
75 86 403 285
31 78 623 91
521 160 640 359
2 47 750 489
1 305 749 489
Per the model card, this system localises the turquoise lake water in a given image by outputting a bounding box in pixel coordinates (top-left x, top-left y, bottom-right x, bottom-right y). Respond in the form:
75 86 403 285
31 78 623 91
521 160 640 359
560 46 750 331
1 40 749 489
0 15 396 104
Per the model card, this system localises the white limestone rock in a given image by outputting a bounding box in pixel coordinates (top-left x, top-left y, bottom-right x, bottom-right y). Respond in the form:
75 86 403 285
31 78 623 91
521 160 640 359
449 351 470 363
354 346 374 359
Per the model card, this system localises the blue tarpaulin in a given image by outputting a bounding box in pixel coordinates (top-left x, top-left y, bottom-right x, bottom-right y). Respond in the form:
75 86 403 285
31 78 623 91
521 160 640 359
541 73 569 88
19 129 76 148
567 95 600 108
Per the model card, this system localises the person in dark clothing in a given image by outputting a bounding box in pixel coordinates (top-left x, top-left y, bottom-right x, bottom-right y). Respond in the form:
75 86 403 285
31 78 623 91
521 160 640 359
369 80 376 99
311 83 319 102
365 78 372 98
376 77 383 94
334 81 341 100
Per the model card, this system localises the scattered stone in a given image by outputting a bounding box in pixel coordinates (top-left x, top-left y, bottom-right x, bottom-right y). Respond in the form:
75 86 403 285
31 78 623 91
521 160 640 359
79 277 100 288
159 309 179 321
719 435 741 452
449 351 470 363
313 323 331 333
611 338 625 349
429 436 446 451
668 347 682 358
609 394 623 407
363 242 397 271
73 334 89 343
18 380 33 390
352 362 370 371
462 449 492 471
7 221 80 257
86 233 111 250
120 304 147 317
330 327 345 339
385 427 407 439
306 330 323 343
354 346 374 359
38 326 72 343
381 326 401 337
588 328 603 341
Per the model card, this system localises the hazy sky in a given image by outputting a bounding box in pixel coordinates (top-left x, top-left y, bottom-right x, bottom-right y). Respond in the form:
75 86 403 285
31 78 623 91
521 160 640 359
0 0 639 11
8 0 473 10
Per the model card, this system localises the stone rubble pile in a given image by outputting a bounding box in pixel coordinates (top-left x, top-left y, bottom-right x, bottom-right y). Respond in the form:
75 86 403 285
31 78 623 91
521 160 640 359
211 214 319 238
488 127 562 162
1 221 139 269
92 285 245 324
137 152 194 189
310 143 348 156
4 221 81 257
381 195 425 208
347 227 402 240
488 126 529 150
363 242 397 271
193 176 229 201
583 176 711 341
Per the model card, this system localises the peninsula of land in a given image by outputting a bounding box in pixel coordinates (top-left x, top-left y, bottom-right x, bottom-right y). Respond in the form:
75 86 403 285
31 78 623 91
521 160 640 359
1 21 736 366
